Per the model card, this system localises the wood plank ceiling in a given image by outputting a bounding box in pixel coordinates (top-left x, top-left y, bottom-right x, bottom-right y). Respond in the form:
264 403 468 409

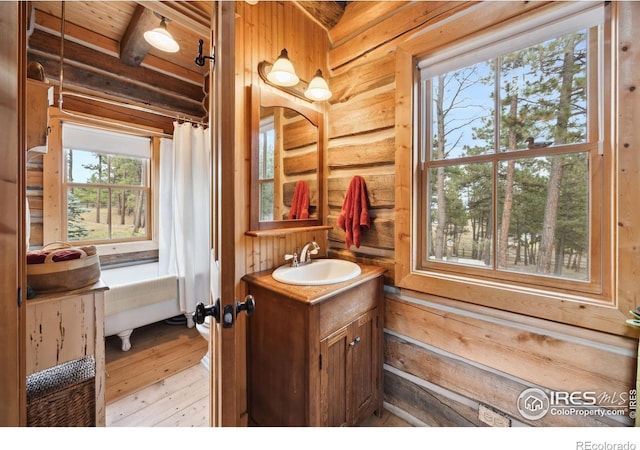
26 1 346 128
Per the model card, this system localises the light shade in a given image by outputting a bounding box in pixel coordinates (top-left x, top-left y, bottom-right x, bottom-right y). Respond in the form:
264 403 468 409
144 17 180 53
304 69 332 101
267 49 299 87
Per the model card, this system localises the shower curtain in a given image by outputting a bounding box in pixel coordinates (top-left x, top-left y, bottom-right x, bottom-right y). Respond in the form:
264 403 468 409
159 122 211 318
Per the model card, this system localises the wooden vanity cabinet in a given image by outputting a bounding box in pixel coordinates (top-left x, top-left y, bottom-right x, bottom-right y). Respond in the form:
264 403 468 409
243 264 385 427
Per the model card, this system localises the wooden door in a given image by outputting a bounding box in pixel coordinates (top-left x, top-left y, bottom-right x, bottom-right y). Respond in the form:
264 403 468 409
319 308 380 427
0 1 27 427
209 0 244 426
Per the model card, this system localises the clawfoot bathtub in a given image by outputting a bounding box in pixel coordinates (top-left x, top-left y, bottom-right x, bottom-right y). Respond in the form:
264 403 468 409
101 263 193 351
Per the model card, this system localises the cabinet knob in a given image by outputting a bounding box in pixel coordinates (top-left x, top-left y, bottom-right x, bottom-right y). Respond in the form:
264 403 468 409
349 336 361 348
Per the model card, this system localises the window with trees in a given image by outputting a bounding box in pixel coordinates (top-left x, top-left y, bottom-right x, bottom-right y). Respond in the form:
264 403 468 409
416 5 608 296
258 115 275 221
62 123 151 243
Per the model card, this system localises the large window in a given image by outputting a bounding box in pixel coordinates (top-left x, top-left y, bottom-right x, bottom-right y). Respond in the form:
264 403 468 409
416 5 607 297
62 123 152 244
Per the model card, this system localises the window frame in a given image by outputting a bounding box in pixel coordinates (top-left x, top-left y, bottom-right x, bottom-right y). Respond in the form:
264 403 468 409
258 114 275 222
394 1 627 335
415 13 605 297
44 111 162 256
63 147 152 244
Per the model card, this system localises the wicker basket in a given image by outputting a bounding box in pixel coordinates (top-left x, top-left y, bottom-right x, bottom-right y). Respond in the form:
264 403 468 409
27 356 96 427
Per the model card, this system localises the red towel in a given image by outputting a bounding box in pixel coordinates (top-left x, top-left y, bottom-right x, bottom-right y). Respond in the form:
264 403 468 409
288 180 309 220
337 176 370 249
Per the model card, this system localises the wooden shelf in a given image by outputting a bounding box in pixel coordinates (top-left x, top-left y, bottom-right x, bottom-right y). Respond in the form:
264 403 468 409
245 224 332 237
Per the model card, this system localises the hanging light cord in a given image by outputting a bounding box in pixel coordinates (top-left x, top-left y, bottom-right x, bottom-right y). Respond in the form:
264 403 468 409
59 0 65 112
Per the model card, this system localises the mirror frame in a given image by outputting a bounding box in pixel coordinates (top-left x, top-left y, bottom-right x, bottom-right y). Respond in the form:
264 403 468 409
249 83 325 232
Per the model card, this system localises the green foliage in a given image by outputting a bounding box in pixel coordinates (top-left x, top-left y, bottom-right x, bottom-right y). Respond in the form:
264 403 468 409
67 190 90 241
427 27 592 280
66 149 147 241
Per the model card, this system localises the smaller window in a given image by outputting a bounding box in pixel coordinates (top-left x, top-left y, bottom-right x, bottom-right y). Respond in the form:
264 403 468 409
62 124 152 244
258 115 275 221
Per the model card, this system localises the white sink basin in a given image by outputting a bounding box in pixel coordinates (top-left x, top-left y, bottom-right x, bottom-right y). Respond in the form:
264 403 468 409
271 259 361 286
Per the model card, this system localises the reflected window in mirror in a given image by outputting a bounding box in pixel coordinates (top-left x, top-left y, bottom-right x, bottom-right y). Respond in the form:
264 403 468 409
258 114 275 221
250 84 325 232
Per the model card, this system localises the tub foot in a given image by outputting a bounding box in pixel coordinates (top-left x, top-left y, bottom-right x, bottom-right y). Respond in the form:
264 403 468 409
117 329 133 351
185 313 195 328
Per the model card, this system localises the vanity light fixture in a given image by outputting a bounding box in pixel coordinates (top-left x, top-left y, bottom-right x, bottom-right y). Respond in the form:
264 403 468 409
304 69 332 101
266 49 300 87
144 13 180 53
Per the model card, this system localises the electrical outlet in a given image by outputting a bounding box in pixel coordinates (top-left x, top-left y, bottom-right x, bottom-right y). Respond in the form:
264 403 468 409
478 404 511 427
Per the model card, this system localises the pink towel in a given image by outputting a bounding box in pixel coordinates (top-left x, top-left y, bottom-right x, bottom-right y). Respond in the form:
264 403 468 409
288 180 309 220
337 176 370 248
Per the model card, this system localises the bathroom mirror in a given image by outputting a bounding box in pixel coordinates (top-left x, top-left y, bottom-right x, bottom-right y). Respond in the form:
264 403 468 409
249 84 324 231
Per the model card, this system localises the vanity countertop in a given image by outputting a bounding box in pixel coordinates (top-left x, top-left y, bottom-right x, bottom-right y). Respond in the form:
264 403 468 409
242 261 385 305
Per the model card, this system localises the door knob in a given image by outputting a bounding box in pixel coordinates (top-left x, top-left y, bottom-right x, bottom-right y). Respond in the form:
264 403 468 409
236 294 256 316
193 299 220 324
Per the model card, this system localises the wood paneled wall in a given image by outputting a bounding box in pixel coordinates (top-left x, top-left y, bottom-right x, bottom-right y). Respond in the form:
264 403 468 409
234 3 330 423
326 0 638 427
235 1 331 277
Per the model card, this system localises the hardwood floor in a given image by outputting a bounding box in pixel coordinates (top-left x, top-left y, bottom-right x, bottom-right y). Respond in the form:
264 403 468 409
107 362 210 427
105 319 412 427
105 319 209 427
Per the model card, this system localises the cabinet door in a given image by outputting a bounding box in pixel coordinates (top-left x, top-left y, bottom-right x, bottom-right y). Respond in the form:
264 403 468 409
349 308 379 426
319 307 379 427
319 324 350 427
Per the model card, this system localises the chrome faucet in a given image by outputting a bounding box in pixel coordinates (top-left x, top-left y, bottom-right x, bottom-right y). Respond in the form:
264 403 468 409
284 249 299 267
299 241 320 264
284 242 320 267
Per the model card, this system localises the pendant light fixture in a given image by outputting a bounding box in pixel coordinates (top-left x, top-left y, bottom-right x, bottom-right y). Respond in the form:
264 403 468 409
144 14 180 53
266 49 300 87
304 69 332 101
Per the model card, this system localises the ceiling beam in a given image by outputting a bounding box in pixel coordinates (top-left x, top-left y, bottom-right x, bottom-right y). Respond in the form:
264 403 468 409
293 1 346 31
136 1 211 36
28 28 203 100
120 4 156 67
27 28 206 118
30 52 206 119
32 9 205 85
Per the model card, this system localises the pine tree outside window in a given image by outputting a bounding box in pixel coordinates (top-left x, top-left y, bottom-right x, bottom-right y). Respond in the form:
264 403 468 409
62 124 152 244
258 115 275 222
415 5 608 298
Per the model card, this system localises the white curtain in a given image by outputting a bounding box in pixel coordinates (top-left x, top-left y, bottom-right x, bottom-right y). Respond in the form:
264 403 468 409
159 122 211 317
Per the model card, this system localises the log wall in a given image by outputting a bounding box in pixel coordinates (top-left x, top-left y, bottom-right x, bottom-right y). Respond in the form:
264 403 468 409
326 0 639 427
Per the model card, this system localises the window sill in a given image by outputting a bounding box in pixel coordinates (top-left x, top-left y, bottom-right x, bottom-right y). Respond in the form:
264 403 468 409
96 240 158 255
396 270 633 337
96 241 159 267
